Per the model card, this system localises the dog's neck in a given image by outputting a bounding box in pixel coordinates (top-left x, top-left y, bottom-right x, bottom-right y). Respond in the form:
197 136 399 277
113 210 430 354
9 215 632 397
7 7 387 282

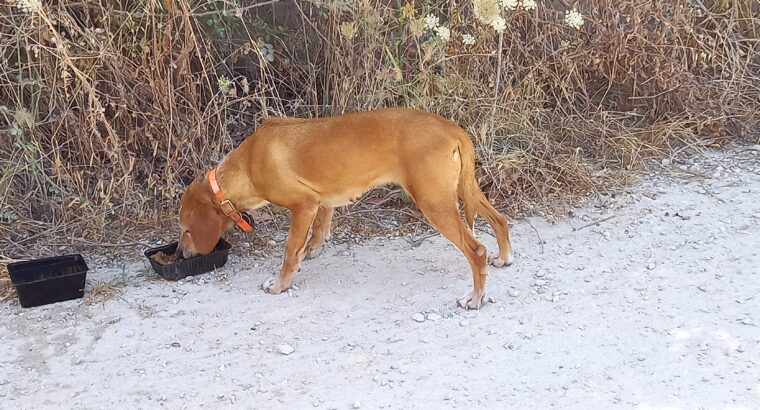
214 151 267 212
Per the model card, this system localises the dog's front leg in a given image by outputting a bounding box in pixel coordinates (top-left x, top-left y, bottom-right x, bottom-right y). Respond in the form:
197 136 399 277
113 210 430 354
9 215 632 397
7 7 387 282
260 205 318 294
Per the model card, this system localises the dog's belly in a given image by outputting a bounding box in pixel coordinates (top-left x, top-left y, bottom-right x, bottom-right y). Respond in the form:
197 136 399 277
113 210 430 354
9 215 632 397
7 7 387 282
318 178 393 207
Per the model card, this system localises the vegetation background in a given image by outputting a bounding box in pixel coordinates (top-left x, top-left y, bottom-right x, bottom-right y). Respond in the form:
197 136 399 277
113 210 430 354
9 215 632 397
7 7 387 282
1 0 758 257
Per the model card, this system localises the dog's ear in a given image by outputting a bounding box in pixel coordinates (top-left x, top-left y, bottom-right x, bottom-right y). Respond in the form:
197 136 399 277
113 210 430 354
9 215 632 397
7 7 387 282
191 207 225 254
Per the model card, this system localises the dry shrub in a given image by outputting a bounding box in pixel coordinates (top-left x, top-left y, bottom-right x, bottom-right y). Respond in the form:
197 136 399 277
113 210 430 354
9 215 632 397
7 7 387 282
0 262 14 301
0 0 759 255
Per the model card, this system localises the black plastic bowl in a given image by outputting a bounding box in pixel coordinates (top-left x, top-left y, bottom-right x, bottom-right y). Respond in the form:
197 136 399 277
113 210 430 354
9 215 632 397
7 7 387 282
144 239 231 281
7 254 89 308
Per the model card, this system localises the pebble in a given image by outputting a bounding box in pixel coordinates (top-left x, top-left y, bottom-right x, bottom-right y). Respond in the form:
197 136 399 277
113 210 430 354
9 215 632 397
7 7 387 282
647 263 656 270
411 313 425 323
277 344 295 355
736 345 745 353
508 289 520 297
534 270 546 278
170 342 181 348
171 298 179 304
352 401 362 409
426 313 441 322
661 158 671 166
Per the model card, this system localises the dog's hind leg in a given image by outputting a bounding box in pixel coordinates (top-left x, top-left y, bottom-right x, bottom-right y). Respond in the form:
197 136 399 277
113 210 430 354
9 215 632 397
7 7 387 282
411 185 492 310
305 206 334 259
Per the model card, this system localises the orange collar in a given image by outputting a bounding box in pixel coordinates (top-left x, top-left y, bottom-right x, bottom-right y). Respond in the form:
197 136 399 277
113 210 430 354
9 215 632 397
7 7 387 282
207 168 254 233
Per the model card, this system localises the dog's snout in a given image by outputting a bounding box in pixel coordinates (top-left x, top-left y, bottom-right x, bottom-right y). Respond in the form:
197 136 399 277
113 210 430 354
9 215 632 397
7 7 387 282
175 241 197 259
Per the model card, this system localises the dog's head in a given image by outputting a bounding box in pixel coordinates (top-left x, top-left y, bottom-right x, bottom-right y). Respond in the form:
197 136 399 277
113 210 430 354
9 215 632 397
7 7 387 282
176 176 232 259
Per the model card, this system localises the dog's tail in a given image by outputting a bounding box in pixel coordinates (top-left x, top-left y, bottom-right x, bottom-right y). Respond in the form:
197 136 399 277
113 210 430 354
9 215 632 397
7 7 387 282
457 134 510 254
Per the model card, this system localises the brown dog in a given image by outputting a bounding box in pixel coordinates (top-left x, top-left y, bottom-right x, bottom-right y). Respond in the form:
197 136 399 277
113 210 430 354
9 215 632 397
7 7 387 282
177 107 513 309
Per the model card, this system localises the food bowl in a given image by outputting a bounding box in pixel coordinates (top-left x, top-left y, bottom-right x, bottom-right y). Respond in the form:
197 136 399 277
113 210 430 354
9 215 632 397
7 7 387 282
144 239 231 281
7 254 89 308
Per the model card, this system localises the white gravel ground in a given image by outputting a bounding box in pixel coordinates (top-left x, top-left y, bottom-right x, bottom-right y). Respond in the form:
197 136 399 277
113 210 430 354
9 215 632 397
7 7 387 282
2 147 759 409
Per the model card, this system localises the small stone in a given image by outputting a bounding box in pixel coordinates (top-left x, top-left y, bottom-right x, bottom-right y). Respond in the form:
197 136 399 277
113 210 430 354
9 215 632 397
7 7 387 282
267 240 276 247
277 344 295 355
647 263 656 271
352 401 361 409
508 289 520 297
534 270 546 278
426 313 441 322
411 313 426 323
661 158 671 166
740 318 754 326
170 342 181 348
171 298 179 304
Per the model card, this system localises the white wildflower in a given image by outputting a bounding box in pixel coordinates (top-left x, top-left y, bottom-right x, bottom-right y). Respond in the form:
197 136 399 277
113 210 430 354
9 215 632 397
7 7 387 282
13 0 42 14
564 8 585 30
474 0 508 32
490 16 507 32
521 0 537 11
462 33 476 46
435 25 451 42
423 14 439 30
500 0 518 10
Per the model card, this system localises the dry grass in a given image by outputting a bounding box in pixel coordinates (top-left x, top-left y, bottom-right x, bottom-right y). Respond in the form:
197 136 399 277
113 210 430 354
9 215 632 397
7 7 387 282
84 279 126 306
0 0 759 257
0 262 14 302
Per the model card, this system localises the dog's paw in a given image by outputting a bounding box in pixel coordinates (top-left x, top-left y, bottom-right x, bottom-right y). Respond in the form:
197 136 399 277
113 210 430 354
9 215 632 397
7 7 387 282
456 291 494 310
305 243 323 260
490 251 514 268
260 276 287 294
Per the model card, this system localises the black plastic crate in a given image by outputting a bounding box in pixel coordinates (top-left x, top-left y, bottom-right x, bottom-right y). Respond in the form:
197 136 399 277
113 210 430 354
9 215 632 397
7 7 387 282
7 254 89 308
144 239 231 281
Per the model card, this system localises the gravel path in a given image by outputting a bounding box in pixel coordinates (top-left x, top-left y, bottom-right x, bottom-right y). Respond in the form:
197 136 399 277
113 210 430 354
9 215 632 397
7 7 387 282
2 147 759 409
